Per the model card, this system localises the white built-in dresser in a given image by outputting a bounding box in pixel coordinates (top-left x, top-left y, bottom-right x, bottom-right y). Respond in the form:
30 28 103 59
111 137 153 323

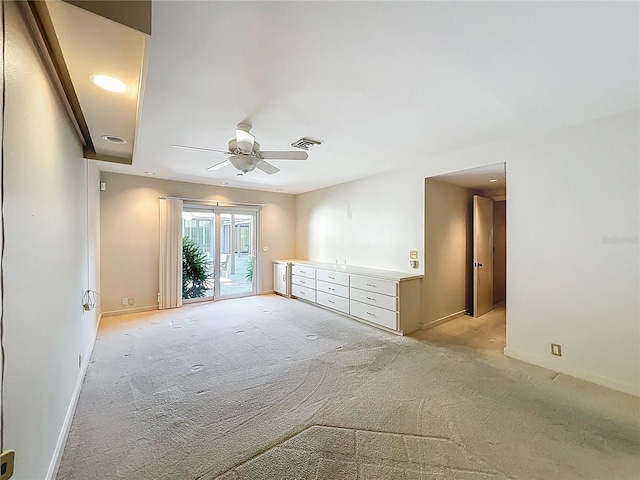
273 260 422 335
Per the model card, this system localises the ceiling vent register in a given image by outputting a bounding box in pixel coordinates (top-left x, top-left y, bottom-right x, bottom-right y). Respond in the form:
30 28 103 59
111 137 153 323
291 138 322 150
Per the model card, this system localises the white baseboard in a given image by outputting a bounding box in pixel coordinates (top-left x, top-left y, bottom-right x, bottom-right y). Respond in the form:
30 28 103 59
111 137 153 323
102 305 158 317
420 310 468 330
503 347 639 397
46 312 102 479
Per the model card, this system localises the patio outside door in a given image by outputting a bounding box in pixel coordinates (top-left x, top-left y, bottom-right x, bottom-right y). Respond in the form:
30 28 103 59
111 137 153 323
218 211 257 299
182 205 257 302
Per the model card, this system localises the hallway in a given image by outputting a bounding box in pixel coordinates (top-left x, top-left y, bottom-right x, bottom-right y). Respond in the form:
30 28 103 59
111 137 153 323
412 304 506 352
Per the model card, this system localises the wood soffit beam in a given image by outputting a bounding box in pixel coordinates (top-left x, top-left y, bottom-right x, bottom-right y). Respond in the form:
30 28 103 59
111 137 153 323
22 1 134 166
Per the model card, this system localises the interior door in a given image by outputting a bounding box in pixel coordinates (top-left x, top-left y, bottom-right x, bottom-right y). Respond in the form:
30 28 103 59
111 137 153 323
473 195 494 317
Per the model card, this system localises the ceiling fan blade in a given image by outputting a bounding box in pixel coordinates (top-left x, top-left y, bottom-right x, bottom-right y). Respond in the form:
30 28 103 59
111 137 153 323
259 150 308 160
256 160 280 175
172 144 229 154
235 125 255 154
206 159 230 171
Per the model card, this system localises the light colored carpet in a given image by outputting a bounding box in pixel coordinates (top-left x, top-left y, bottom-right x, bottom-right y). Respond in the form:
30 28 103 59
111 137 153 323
57 295 640 479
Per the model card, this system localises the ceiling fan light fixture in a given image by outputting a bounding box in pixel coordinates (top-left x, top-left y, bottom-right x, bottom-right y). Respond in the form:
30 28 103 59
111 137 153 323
229 155 256 173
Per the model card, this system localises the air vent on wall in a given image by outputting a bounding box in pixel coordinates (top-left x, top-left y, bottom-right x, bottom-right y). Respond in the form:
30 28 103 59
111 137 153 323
291 138 322 150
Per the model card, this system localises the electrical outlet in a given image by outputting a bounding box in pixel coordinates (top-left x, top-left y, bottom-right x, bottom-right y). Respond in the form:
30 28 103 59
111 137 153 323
262 245 269 252
0 450 15 480
128 297 135 306
410 250 418 259
121 297 128 306
551 343 562 356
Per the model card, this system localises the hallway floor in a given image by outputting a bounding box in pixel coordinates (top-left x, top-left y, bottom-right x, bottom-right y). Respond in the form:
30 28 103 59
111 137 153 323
411 304 506 352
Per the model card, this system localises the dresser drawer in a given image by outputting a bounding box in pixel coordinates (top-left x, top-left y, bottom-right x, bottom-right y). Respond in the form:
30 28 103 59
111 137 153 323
317 280 349 298
292 265 316 279
292 275 315 289
350 300 397 330
316 269 349 286
350 287 397 311
292 284 316 302
317 291 350 314
350 275 397 296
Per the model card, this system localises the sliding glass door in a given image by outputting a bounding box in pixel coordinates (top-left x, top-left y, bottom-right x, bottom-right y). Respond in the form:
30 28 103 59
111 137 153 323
218 211 256 298
182 205 257 303
182 207 215 302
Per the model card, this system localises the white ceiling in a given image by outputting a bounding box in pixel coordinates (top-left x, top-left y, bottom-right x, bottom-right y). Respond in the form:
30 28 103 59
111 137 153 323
96 1 639 194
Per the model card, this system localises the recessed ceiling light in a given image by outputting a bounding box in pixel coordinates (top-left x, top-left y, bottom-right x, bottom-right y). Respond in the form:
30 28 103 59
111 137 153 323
90 74 128 93
219 182 228 185
145 171 155 175
488 178 498 183
101 135 127 144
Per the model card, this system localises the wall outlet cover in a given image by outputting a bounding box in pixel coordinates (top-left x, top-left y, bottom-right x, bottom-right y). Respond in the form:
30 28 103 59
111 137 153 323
551 343 562 356
410 250 418 259
121 297 128 306
128 297 135 305
0 450 15 480
262 245 269 252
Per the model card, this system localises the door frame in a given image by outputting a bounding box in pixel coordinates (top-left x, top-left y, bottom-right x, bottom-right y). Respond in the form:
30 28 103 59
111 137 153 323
182 203 260 303
215 207 259 300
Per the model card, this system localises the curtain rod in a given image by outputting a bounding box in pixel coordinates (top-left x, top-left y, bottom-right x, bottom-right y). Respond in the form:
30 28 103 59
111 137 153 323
159 196 265 207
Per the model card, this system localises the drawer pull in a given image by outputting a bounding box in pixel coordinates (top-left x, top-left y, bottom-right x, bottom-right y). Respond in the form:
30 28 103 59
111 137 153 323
328 300 335 304
366 311 377 317
300 270 306 274
328 287 335 291
328 276 335 279
366 296 376 301
300 291 306 295
366 283 377 288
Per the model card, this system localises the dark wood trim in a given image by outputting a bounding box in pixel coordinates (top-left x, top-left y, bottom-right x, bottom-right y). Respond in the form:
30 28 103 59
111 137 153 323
83 149 132 165
21 1 134 165
24 1 95 152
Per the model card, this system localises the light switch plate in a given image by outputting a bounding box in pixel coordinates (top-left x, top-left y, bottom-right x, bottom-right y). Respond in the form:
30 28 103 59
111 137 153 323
1 450 15 480
409 250 418 259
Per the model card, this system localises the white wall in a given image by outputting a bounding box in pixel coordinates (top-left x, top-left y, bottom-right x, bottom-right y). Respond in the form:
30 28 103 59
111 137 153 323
3 2 101 479
296 110 639 395
423 179 477 325
100 172 297 313
296 168 424 273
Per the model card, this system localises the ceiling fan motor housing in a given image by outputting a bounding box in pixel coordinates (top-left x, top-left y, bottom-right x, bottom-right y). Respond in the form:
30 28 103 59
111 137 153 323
228 139 262 157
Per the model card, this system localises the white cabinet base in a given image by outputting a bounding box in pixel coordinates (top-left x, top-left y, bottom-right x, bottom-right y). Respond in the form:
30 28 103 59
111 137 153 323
276 260 422 335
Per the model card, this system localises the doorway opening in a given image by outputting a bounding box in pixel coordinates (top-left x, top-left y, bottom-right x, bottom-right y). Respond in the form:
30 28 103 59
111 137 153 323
417 163 507 353
182 205 258 303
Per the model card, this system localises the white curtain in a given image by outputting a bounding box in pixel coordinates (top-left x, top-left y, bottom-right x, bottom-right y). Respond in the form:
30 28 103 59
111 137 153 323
159 198 183 309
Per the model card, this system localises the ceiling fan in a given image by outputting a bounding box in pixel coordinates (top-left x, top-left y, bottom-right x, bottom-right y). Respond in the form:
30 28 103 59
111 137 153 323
172 123 308 175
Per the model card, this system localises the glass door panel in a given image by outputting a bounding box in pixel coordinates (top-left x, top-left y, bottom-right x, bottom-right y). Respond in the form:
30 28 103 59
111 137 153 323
182 208 215 302
219 212 256 298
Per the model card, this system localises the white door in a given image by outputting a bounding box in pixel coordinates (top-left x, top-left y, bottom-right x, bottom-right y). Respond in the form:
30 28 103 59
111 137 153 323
473 195 494 317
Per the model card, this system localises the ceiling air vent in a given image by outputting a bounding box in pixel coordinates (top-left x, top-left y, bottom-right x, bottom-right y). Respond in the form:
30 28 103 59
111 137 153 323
291 138 321 150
